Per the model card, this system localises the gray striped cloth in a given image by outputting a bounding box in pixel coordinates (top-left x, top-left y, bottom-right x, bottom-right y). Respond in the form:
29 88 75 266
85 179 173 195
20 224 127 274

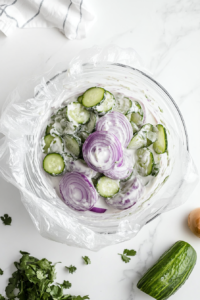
0 0 94 39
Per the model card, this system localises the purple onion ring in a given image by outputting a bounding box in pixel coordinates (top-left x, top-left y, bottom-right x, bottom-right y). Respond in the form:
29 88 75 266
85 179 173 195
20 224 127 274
82 131 123 173
96 111 133 147
105 178 143 210
59 172 98 211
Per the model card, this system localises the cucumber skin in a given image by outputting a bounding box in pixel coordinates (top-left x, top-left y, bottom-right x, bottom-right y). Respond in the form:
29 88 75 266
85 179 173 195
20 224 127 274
137 241 197 300
153 124 168 154
82 87 105 108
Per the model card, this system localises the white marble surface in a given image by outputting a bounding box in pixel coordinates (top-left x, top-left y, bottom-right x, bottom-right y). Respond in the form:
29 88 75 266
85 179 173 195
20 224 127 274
0 0 200 299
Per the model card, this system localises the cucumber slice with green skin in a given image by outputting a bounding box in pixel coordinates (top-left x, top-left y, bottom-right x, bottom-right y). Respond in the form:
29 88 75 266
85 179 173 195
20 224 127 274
136 148 154 176
114 97 132 115
63 134 81 158
42 134 64 154
128 132 146 150
140 123 158 147
96 176 120 198
95 91 115 115
151 163 160 176
130 122 139 134
67 102 90 125
137 241 197 300
82 87 105 108
80 111 97 133
43 153 65 176
61 119 79 135
77 95 83 103
130 101 144 125
77 131 89 143
46 123 53 135
153 124 168 154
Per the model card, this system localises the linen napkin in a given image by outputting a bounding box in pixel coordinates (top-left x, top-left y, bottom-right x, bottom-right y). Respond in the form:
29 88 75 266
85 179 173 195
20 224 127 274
0 0 94 39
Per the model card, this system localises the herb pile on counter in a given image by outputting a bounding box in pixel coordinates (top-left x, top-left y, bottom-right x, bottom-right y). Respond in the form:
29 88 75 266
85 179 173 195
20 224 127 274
0 251 89 300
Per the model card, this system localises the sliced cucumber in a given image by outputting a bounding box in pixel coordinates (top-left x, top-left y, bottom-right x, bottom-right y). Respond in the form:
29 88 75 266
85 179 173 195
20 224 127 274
46 123 53 135
153 124 167 154
140 123 157 147
76 131 89 143
61 120 79 135
77 95 83 103
82 87 105 108
80 111 97 133
130 122 139 134
114 97 132 115
42 134 63 154
96 176 120 198
128 132 146 150
136 148 154 176
151 163 160 177
63 134 81 158
95 91 115 115
67 102 90 125
130 101 144 125
43 153 65 176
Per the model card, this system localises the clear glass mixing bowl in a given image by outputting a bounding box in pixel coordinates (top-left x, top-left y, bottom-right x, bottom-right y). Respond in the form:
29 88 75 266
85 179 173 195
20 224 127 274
34 62 188 236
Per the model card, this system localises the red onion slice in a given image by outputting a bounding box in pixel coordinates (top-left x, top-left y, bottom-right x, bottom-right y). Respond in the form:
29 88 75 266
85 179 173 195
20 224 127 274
104 150 134 180
90 207 107 213
105 178 143 210
82 131 123 173
59 172 98 211
96 111 133 147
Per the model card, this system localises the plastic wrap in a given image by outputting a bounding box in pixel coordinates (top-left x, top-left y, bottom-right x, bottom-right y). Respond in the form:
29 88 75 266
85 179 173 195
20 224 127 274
0 45 198 251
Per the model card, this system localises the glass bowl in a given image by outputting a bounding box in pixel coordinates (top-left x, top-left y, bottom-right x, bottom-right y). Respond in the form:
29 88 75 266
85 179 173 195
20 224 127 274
34 62 188 237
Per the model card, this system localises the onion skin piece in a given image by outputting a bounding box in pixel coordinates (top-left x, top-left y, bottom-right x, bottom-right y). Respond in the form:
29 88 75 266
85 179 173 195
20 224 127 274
96 111 133 147
82 131 123 173
90 207 107 213
59 172 98 211
188 208 200 238
105 178 143 210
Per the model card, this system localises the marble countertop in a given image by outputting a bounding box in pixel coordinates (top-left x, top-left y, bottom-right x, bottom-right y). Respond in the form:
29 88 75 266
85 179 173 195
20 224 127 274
0 0 200 299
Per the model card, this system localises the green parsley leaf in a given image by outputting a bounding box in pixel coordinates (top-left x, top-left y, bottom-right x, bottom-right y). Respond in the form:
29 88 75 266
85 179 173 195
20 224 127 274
118 254 131 263
61 280 72 289
82 256 91 265
0 269 3 275
0 214 12 226
123 249 137 256
72 296 90 300
2 251 89 300
65 265 77 274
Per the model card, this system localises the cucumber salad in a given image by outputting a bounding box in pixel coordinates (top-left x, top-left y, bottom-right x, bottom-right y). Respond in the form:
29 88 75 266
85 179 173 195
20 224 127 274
41 87 169 212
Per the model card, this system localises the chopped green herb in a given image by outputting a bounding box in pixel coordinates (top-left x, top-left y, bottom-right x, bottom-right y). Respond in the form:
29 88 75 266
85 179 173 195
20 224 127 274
123 249 137 256
0 214 12 226
82 256 91 265
2 251 89 300
118 249 137 263
118 254 131 263
0 268 3 275
61 280 72 289
65 265 77 274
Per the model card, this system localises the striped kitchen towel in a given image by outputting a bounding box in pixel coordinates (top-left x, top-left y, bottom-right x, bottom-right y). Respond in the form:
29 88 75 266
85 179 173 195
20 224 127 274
0 0 94 39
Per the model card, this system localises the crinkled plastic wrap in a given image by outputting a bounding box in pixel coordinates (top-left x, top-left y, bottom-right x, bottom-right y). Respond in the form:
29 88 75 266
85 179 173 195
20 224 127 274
0 45 198 251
